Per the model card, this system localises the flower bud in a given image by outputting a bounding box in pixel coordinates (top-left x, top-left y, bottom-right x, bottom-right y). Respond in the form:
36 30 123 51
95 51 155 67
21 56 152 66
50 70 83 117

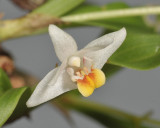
0 47 14 75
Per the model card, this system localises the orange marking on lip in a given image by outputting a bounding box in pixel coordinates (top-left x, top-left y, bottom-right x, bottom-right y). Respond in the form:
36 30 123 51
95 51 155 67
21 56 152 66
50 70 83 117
77 75 95 97
77 68 106 97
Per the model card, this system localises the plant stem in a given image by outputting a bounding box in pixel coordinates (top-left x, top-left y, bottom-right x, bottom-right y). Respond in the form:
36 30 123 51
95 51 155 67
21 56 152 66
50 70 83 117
1 6 160 42
0 14 58 42
0 0 84 43
61 6 160 22
57 95 160 128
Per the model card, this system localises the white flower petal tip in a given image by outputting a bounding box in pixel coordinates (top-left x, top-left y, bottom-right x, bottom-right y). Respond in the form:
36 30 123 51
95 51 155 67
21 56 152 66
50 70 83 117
118 27 127 41
81 27 127 69
26 68 58 107
26 69 77 107
26 98 36 108
48 24 78 62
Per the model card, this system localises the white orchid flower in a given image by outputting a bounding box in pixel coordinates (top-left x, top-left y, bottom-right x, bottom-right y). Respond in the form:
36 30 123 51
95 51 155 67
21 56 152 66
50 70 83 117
26 25 126 107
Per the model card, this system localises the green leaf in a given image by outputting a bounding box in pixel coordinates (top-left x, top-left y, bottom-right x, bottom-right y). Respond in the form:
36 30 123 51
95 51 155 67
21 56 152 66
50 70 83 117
69 2 129 14
33 0 85 16
6 87 32 124
102 64 122 78
109 32 160 69
0 87 28 127
0 68 12 96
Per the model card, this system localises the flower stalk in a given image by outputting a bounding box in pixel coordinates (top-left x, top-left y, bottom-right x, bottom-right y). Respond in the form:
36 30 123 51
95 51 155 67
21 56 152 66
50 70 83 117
55 95 160 128
62 6 160 22
0 14 62 42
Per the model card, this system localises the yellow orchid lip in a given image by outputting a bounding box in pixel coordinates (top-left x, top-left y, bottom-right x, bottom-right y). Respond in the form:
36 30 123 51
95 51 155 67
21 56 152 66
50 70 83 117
77 75 95 97
77 68 106 97
89 69 106 88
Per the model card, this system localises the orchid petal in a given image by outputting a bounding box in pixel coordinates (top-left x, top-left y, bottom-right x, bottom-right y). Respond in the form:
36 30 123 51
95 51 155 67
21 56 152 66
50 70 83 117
26 68 77 107
26 60 76 107
81 28 126 69
49 25 78 62
83 56 93 71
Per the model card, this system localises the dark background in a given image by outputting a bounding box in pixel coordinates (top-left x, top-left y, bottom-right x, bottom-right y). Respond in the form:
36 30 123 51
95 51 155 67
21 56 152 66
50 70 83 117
1 0 160 128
